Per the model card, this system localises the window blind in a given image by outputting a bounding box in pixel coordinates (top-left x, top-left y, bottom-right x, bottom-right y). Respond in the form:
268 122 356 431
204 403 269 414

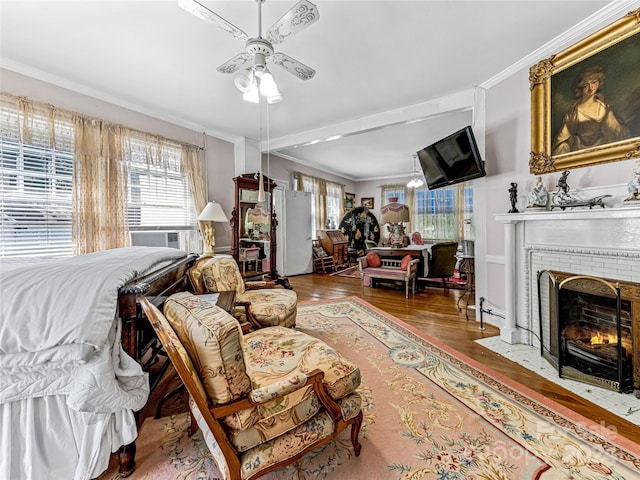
0 103 74 257
126 135 194 230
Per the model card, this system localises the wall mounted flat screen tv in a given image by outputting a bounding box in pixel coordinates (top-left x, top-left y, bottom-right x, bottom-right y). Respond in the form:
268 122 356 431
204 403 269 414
416 125 485 190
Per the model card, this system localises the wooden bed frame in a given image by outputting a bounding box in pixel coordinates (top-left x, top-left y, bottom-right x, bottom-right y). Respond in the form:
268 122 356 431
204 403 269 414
116 252 198 476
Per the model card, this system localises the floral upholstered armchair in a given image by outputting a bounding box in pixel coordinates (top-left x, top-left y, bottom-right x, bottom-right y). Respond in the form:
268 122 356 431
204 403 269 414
140 292 363 480
188 256 297 329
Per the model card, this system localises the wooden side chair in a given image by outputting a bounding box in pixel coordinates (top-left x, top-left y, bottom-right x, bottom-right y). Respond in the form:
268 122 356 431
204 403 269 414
312 239 335 273
140 293 363 480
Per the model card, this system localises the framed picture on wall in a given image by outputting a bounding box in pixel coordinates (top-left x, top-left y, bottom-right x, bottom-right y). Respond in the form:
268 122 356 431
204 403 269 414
361 197 374 209
345 192 355 210
529 10 640 174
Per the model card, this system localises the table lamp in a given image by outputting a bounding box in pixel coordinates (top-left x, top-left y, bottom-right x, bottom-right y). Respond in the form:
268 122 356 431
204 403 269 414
198 201 228 256
380 199 410 247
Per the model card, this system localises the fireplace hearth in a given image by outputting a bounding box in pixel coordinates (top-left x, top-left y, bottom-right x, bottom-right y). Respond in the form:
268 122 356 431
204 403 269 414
538 271 638 393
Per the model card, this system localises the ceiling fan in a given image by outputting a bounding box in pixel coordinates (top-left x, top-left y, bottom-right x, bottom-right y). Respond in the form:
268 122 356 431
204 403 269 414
178 0 319 103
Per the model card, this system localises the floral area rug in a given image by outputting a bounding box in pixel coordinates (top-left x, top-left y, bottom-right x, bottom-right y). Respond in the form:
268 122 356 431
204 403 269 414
329 264 361 278
100 297 640 480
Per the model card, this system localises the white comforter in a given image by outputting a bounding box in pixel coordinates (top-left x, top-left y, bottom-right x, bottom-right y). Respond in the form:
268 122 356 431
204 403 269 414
0 246 186 410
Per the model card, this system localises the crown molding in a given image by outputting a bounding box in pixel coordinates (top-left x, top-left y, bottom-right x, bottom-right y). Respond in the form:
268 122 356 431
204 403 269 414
0 58 240 144
481 0 639 89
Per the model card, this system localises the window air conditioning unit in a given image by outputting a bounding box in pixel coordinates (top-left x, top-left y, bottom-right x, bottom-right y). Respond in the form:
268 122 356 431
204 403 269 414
131 231 180 249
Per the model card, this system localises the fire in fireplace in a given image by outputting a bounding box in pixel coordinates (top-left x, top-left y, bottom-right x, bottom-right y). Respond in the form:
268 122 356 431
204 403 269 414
538 271 638 393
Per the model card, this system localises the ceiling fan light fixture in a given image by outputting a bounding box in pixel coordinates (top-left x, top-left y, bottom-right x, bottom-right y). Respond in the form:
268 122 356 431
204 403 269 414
234 69 254 93
242 78 260 103
259 70 278 96
267 92 283 104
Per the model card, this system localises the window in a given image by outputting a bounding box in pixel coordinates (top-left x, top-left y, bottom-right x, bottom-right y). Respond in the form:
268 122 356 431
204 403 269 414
0 110 74 257
381 185 406 205
413 183 472 240
0 94 197 258
295 171 344 234
126 137 194 229
325 181 343 229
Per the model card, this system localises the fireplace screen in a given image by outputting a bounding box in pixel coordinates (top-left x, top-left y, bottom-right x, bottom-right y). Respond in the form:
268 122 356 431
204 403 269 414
538 271 634 393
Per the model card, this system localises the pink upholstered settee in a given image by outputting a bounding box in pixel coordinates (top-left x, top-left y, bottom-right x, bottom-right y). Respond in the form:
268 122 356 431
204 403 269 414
357 253 419 298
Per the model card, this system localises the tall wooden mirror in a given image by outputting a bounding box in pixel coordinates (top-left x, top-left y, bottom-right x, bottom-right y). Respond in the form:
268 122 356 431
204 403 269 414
231 173 279 280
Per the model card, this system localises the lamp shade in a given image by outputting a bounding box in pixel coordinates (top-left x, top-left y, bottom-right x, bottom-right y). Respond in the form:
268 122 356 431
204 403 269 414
380 201 410 224
198 202 228 223
247 204 269 225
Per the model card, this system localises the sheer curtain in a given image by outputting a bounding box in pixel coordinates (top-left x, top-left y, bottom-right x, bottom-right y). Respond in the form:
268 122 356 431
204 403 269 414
295 171 344 232
182 144 206 216
73 117 129 254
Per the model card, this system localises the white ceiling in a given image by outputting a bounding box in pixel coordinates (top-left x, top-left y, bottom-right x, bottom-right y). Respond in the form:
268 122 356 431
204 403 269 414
0 0 620 181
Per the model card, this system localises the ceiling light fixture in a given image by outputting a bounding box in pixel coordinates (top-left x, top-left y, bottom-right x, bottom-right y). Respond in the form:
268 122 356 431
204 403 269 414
234 64 283 104
407 154 424 189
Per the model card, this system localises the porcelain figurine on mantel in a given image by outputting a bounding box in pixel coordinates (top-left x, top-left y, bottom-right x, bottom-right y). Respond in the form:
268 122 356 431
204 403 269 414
526 176 548 209
550 170 611 210
624 159 640 202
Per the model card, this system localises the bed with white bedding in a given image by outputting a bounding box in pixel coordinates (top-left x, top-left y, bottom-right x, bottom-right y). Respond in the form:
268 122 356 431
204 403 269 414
0 246 195 480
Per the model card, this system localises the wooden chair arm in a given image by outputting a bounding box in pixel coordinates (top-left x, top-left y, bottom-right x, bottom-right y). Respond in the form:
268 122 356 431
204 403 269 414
244 280 278 290
209 369 342 422
407 259 419 278
234 300 265 330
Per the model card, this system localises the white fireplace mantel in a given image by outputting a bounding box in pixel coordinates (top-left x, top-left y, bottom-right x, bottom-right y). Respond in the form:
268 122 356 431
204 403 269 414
496 206 640 223
494 205 640 345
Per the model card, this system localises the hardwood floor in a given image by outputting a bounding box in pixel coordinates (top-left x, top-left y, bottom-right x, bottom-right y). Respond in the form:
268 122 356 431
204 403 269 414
141 271 640 446
287 272 640 445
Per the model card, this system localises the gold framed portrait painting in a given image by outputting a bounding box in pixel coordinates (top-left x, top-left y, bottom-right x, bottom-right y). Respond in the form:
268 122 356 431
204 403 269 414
530 9 640 174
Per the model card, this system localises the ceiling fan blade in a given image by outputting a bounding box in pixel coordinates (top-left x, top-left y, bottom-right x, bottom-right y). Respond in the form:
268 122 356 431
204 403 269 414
217 53 253 74
265 0 319 45
178 0 248 41
271 53 315 80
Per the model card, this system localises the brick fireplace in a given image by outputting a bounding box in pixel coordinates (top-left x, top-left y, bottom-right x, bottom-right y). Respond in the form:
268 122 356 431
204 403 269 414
538 270 639 392
495 201 640 393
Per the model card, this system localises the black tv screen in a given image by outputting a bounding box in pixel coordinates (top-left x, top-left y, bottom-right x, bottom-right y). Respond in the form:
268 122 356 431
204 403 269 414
416 126 485 190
